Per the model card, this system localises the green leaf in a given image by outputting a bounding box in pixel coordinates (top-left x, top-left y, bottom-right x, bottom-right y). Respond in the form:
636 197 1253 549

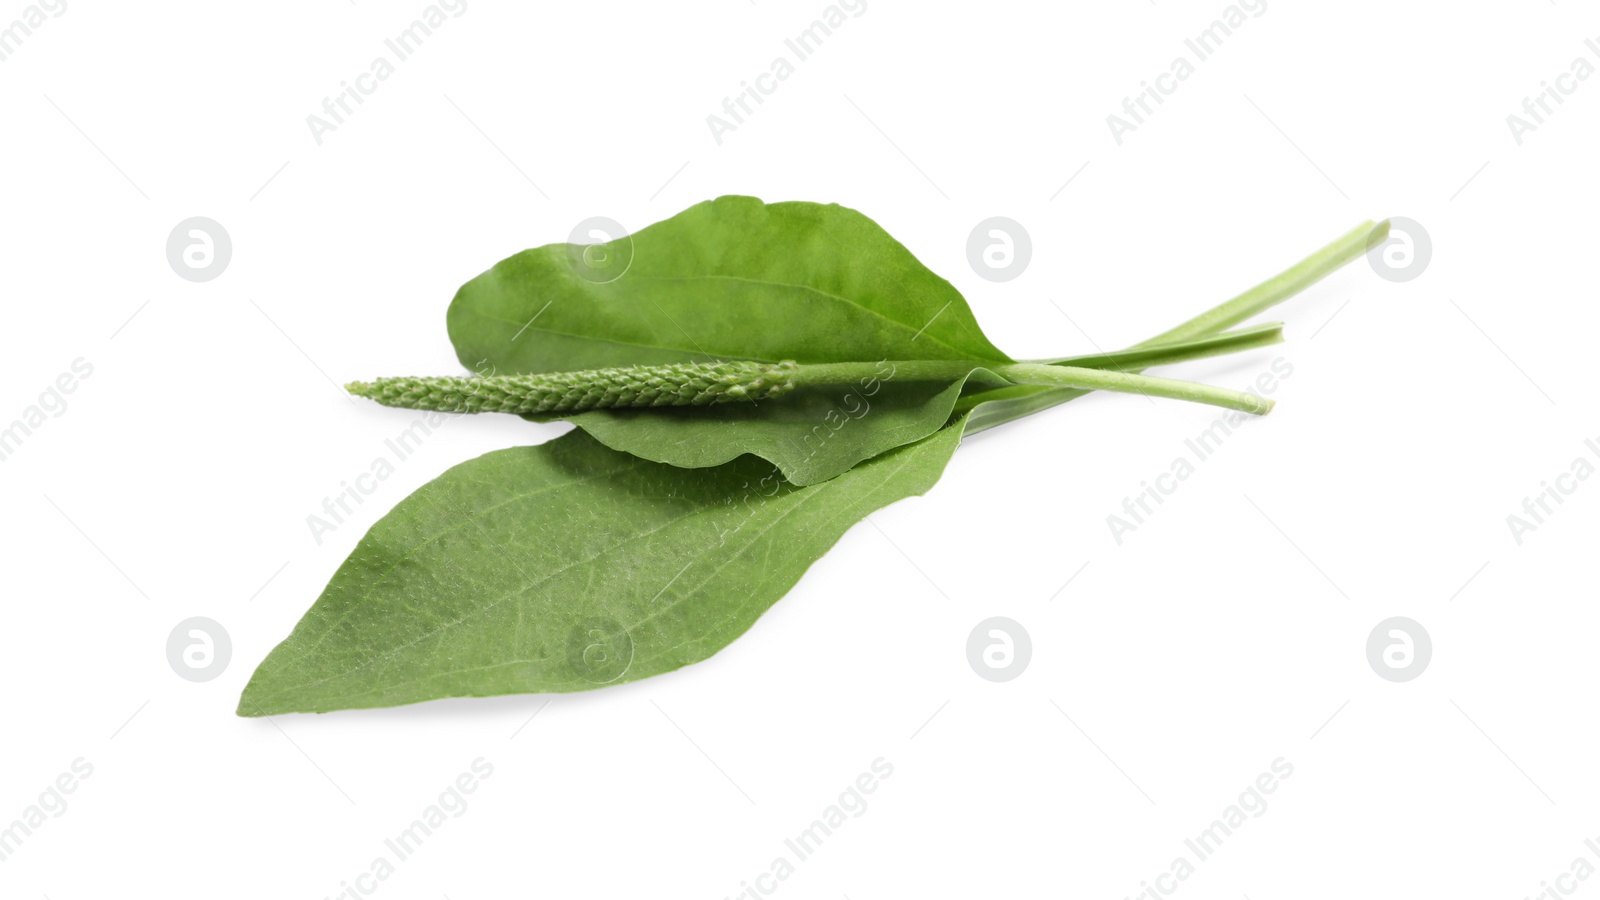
237 417 967 716
447 195 1011 373
548 368 1009 486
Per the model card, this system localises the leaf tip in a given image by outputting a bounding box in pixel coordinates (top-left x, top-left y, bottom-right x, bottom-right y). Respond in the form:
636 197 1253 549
235 666 291 717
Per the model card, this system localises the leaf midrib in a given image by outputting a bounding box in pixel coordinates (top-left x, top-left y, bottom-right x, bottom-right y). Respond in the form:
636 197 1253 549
283 455 642 664
259 471 776 701
328 480 831 706
632 273 984 359
627 433 933 674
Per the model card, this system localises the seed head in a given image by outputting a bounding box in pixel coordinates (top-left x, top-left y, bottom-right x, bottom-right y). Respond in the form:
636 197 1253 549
346 360 799 414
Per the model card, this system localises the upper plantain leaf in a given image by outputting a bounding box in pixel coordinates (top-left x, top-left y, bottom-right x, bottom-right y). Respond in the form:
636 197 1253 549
238 416 967 716
447 195 1011 372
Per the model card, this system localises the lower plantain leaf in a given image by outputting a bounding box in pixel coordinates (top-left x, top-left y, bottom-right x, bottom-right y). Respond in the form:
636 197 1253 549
238 416 967 716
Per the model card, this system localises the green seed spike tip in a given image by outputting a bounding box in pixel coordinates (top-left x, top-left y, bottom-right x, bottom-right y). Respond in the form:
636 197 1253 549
346 360 800 414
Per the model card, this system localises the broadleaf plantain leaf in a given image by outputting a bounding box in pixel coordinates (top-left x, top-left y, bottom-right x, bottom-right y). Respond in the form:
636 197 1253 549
238 416 967 716
447 195 1010 373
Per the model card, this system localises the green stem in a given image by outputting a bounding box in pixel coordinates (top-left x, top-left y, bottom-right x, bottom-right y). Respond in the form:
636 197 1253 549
787 360 1269 414
1143 219 1387 346
958 219 1387 435
996 364 1272 414
789 323 1284 393
1044 322 1285 371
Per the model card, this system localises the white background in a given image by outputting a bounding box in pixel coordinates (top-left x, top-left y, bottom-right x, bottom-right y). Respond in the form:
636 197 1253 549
2 1 1597 897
